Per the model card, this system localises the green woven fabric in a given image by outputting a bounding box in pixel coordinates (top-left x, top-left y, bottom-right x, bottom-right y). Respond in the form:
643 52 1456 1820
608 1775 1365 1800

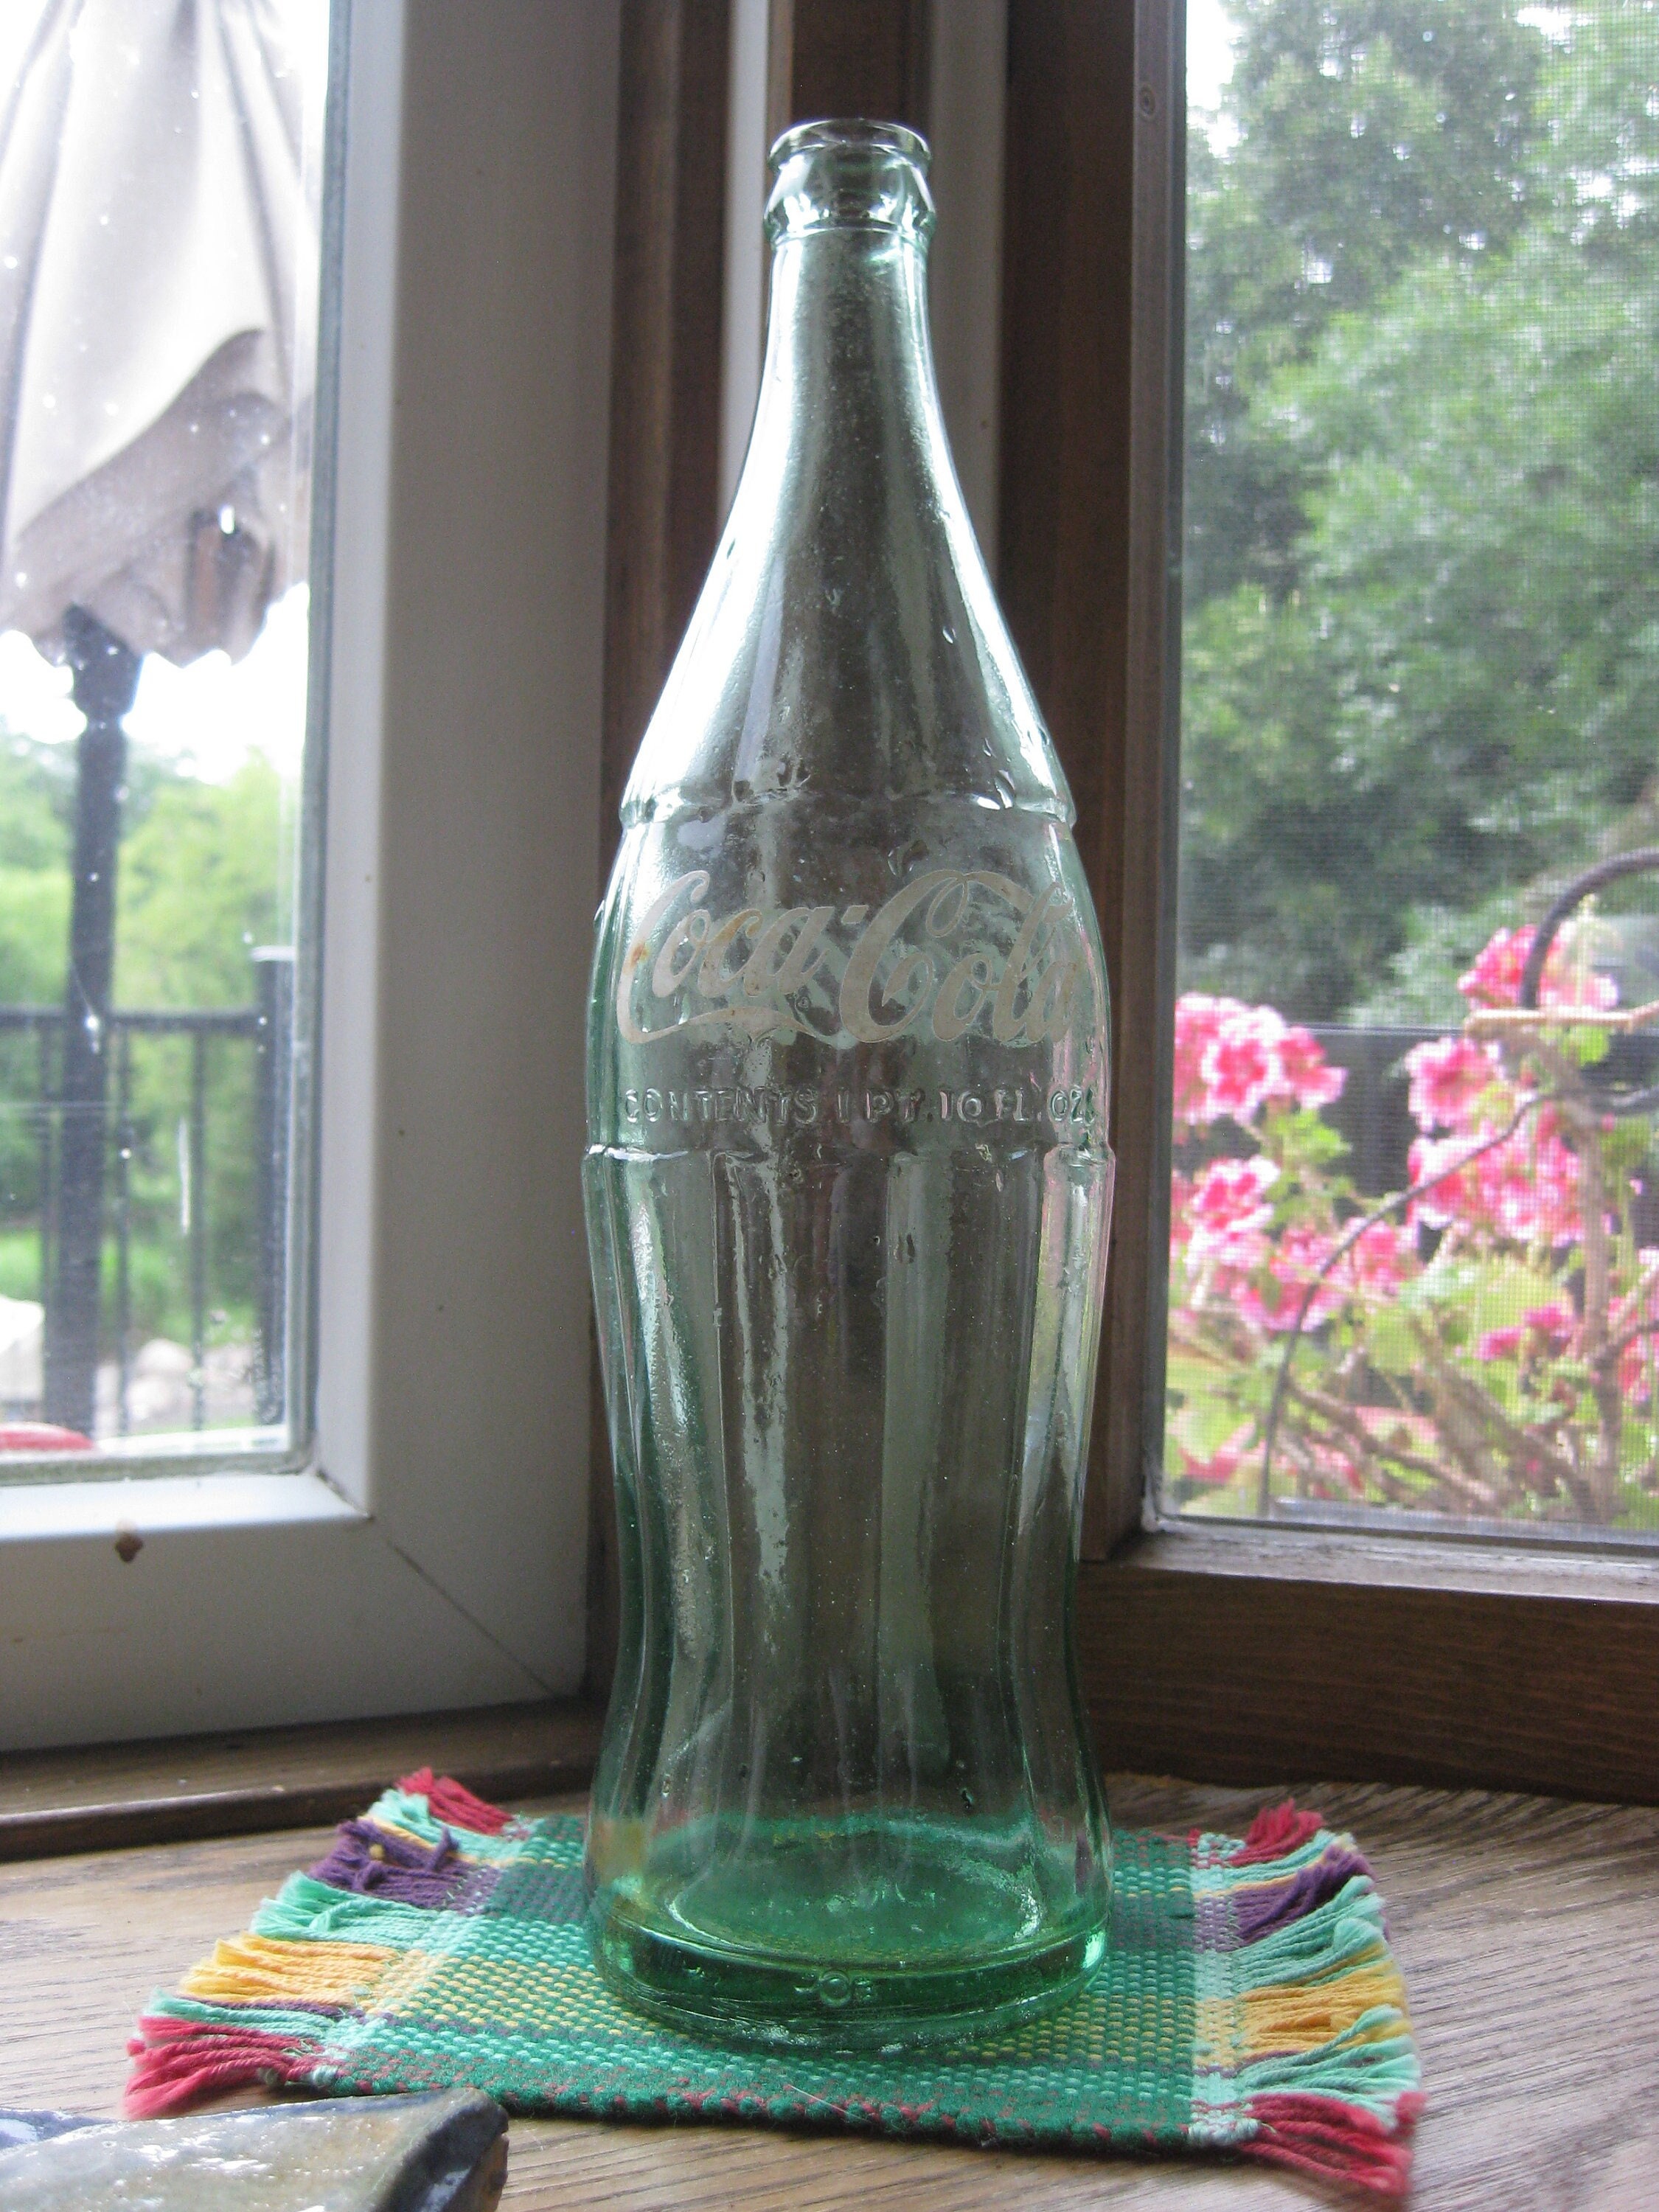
129 1778 1421 2197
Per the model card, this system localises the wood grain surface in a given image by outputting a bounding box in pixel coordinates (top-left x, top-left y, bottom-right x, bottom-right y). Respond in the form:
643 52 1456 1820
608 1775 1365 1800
998 0 1149 1561
1085 1537 1659 1804
1 1776 1652 2208
765 0 933 143
0 1701 602 1863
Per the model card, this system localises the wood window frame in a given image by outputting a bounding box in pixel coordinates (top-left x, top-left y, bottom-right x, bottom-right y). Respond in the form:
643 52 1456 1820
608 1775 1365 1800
2 0 619 1753
1002 0 1658 1804
594 0 1659 1804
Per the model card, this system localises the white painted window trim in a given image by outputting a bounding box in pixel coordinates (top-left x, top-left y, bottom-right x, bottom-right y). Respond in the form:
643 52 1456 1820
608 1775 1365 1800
0 0 620 1752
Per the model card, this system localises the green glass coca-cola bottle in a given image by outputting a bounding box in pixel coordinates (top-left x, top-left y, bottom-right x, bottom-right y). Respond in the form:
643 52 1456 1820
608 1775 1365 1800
585 120 1113 2046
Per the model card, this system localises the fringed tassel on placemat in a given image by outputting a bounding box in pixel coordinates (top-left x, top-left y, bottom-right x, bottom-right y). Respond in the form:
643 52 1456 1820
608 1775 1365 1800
1194 1804 1422 2196
127 2014 321 2116
128 1776 1421 2194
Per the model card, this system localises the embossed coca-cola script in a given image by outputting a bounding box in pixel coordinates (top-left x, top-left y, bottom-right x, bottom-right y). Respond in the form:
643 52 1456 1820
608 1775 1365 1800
616 868 1089 1047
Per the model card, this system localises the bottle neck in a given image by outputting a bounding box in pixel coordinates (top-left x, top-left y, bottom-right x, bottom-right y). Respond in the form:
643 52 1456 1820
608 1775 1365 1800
725 118 954 597
622 125 1068 824
740 220 951 560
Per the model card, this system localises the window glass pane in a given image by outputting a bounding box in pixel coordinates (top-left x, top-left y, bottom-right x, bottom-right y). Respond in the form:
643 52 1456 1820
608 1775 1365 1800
0 0 330 1465
1171 0 1659 1538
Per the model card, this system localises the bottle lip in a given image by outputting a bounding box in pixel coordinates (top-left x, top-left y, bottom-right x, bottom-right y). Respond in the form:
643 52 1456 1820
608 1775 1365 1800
765 119 936 246
768 119 931 174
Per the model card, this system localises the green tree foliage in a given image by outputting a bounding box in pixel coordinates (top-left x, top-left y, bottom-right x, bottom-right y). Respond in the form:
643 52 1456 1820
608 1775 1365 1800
0 720 283 1342
1180 0 1658 1020
117 757 282 1008
0 734 74 1254
114 755 284 1335
0 731 72 999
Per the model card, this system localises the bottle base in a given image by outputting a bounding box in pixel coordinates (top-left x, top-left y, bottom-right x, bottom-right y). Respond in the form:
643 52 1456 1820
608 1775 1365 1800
591 1908 1108 2052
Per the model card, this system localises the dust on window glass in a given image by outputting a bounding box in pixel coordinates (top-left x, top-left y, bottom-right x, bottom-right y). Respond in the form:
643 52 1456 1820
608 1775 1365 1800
0 0 330 1464
1169 0 1659 1539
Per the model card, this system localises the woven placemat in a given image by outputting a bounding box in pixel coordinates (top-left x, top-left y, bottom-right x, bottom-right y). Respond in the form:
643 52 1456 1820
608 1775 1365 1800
128 1772 1422 2197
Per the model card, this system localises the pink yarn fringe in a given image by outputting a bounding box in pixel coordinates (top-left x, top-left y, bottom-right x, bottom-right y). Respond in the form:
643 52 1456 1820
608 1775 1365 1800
125 2017 313 2118
1244 2090 1425 2199
397 1767 512 1834
1228 1800 1326 1865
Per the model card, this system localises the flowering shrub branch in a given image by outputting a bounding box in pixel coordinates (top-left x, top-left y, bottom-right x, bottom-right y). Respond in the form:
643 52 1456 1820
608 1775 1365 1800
1254 1087 1559 1515
1167 925 1659 1527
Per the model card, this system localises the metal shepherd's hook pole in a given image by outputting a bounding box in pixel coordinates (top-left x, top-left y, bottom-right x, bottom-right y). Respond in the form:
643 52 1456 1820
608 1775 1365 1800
41 607 142 1436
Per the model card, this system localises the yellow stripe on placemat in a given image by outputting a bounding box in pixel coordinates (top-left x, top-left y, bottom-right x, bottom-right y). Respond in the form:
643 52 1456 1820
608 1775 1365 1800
368 1817 491 1863
182 1933 397 2007
363 1942 641 2037
1198 1959 1410 2057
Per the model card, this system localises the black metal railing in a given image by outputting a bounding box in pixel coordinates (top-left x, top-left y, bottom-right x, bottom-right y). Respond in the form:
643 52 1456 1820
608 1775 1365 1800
0 947 292 1443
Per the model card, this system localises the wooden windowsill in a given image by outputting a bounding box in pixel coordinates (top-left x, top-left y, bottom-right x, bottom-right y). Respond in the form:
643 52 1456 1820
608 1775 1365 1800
1119 1519 1659 1598
1084 1532 1659 1804
0 1700 604 1862
1 1768 1654 2208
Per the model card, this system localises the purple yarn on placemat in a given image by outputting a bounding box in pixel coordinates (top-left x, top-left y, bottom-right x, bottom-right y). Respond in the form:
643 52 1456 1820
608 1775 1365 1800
1233 1846 1372 1941
309 1819 494 1908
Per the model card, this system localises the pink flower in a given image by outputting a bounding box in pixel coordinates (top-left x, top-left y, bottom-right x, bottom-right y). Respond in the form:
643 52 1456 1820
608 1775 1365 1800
1620 1338 1655 1407
1562 973 1616 1012
1343 1218 1411 1296
1169 1170 1194 1253
1232 1222 1347 1334
1187 1155 1279 1262
1458 925 1618 1013
1228 1263 1290 1332
1201 1233 1275 1320
1307 1440 1366 1499
1405 1035 1497 1133
1474 1130 1579 1245
1276 1025 1346 1111
1179 1422 1253 1486
1215 1215 1411 1342
1408 1123 1580 1246
1201 1005 1288 1124
1478 1303 1576 1363
1173 995 1347 1129
1523 1301 1575 1354
1408 1133 1485 1227
1458 926 1535 1009
1182 1444 1241 1484
1172 995 1238 1130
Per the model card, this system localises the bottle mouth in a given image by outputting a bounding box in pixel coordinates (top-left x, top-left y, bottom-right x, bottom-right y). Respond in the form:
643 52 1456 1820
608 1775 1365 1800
766 119 935 246
770 119 931 170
